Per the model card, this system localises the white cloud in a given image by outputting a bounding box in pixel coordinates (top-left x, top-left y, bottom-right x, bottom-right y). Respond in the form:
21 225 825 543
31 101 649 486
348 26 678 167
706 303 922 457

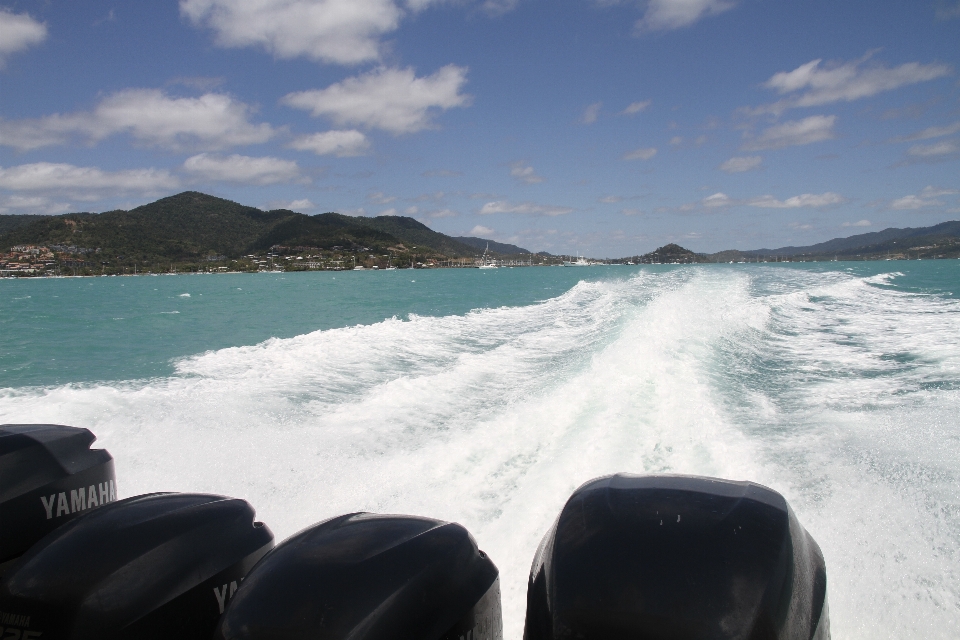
0 10 47 66
510 162 544 184
755 53 951 114
599 195 623 203
842 220 871 227
747 192 847 208
405 0 441 10
0 162 179 194
719 155 762 173
920 186 959 197
287 199 315 211
479 201 573 216
696 190 846 210
289 130 370 156
479 0 520 16
669 136 683 145
702 192 732 208
368 191 396 204
636 0 739 32
425 208 458 218
267 198 316 211
0 89 275 151
623 147 657 160
621 208 644 216
892 120 960 142
407 0 520 16
742 115 836 150
182 153 301 185
935 1 960 20
890 195 941 210
469 225 495 236
582 102 602 124
621 100 651 115
180 0 402 65
0 195 73 216
888 186 958 210
282 65 470 134
907 139 959 157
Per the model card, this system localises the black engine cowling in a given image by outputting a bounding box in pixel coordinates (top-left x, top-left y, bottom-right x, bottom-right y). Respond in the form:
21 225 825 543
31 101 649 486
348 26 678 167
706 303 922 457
524 474 829 640
215 512 502 640
0 492 274 640
0 424 117 572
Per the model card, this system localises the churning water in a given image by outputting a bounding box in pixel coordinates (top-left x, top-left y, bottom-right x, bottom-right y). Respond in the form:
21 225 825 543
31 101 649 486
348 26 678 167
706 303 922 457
2 263 958 638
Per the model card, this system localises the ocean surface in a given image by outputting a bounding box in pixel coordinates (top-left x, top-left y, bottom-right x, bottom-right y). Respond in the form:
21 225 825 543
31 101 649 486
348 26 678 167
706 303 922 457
2 262 959 638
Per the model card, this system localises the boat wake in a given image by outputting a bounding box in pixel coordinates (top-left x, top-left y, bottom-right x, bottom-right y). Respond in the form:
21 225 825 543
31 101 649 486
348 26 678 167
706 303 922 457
1 267 958 638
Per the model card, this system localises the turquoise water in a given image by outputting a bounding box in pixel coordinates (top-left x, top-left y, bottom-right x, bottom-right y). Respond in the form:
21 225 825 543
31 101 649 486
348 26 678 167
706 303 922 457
1 267 623 387
2 261 959 638
4 262 956 388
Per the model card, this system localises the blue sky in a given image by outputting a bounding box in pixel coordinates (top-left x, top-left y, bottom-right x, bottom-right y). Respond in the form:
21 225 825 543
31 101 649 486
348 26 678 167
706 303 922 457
1 0 958 255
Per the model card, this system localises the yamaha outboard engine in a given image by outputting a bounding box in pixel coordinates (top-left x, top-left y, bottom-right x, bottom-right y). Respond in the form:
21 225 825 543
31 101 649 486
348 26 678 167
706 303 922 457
0 492 274 639
0 424 116 572
215 512 502 640
524 474 829 640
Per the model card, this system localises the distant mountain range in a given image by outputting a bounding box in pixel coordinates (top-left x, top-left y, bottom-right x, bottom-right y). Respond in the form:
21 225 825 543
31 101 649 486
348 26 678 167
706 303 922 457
630 221 960 262
0 192 529 267
2 192 958 264
741 220 960 258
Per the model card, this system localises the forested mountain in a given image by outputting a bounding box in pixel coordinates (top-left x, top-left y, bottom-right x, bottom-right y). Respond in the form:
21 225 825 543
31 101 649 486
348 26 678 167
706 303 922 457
0 192 485 261
4 192 957 266
0 214 46 235
743 221 960 257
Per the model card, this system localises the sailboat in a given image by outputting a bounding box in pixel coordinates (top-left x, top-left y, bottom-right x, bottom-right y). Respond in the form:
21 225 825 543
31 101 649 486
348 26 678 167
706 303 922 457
477 243 498 269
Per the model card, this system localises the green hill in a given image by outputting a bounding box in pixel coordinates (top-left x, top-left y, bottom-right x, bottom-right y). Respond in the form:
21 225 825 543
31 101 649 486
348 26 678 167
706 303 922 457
637 243 700 264
744 221 960 257
0 192 489 268
353 216 479 257
0 214 47 235
0 192 295 261
250 212 403 252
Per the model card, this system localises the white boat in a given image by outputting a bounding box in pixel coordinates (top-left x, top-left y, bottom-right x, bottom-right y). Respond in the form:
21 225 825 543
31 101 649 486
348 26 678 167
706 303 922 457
477 243 498 269
563 253 590 267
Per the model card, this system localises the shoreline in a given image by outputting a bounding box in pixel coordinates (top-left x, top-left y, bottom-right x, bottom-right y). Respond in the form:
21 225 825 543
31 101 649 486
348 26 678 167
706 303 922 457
3 256 958 280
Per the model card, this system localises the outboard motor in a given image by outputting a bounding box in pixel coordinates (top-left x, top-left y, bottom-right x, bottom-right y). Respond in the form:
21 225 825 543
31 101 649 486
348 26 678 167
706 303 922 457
215 512 502 640
524 474 829 640
0 492 274 640
0 424 116 572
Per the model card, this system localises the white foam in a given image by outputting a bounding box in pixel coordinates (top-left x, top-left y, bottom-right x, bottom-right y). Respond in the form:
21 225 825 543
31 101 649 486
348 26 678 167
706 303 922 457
1 267 957 638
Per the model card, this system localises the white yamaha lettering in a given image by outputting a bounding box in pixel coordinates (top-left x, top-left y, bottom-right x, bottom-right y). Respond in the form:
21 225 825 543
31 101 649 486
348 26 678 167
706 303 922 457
213 580 241 614
39 480 117 520
0 611 42 639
